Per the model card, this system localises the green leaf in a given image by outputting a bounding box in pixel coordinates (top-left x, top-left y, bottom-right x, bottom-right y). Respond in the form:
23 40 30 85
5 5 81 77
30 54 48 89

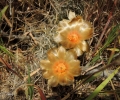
85 66 120 100
0 45 13 56
0 5 8 20
27 67 34 100
84 72 101 83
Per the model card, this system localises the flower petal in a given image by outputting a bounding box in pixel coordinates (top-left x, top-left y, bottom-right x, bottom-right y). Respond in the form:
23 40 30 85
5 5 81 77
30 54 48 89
68 11 76 20
58 46 66 59
80 28 93 40
65 51 77 61
68 60 80 67
58 74 67 86
68 60 81 76
78 21 93 40
54 33 63 43
58 72 74 86
65 72 74 85
60 40 76 49
48 76 58 87
47 48 58 62
81 41 90 52
58 19 69 28
40 60 51 70
69 16 83 25
43 70 53 79
73 46 83 56
60 29 69 39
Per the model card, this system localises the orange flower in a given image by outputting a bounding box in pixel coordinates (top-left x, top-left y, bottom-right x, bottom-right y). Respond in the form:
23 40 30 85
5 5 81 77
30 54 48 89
54 11 93 56
40 46 81 87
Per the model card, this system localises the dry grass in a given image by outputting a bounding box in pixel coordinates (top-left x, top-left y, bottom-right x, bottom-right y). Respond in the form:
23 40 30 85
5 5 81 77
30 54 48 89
0 0 120 100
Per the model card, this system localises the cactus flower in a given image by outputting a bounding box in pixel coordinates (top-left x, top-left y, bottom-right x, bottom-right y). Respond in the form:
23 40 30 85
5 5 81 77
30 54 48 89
54 11 93 56
40 46 81 87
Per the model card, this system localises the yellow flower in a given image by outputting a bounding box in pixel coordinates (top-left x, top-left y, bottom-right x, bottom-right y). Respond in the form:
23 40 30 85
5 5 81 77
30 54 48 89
54 11 93 56
40 46 81 87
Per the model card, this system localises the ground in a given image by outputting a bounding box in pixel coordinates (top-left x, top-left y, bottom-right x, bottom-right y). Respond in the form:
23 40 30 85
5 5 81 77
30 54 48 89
0 0 120 100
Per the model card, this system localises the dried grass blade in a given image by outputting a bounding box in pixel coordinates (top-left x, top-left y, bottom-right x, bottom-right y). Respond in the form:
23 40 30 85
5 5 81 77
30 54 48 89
91 24 120 64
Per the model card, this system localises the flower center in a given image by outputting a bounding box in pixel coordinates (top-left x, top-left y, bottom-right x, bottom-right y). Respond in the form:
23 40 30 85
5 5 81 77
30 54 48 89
67 31 80 43
53 61 68 74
